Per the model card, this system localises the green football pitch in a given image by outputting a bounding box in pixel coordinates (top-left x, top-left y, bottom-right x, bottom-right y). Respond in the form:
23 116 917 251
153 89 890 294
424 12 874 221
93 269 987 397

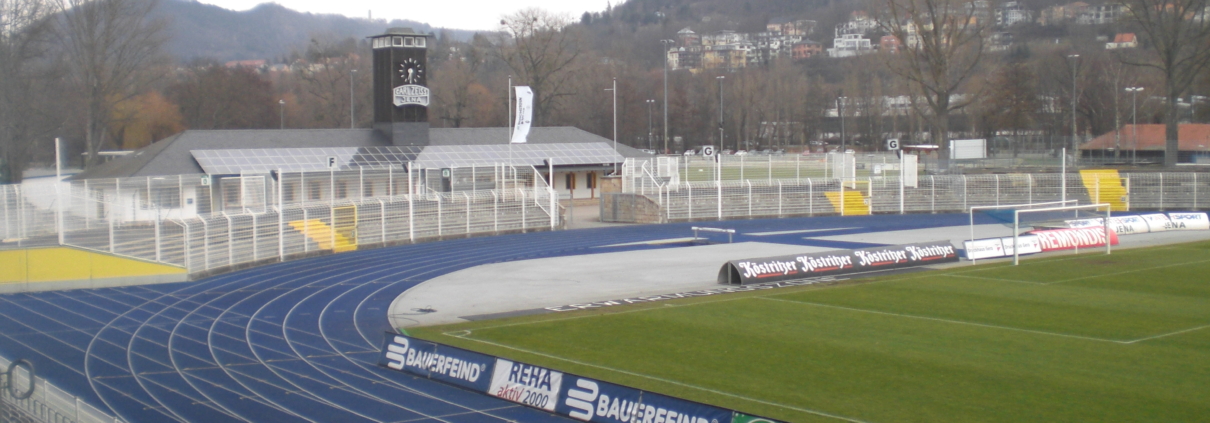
413 241 1210 423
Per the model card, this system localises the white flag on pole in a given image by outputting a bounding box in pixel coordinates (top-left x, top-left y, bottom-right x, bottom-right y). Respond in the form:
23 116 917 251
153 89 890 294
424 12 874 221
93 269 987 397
511 86 533 144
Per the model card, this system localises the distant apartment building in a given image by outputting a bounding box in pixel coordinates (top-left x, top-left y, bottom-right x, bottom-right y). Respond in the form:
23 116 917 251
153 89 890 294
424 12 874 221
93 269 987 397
1077 3 1124 24
996 1 1034 26
828 34 875 58
667 18 820 71
1039 2 1089 25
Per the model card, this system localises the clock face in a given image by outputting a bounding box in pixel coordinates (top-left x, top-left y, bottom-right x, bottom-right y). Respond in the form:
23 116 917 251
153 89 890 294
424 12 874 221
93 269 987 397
399 58 424 85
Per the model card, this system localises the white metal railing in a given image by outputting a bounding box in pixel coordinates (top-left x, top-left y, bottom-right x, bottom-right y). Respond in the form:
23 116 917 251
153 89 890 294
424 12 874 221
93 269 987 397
623 157 1205 222
1 164 559 276
0 355 124 423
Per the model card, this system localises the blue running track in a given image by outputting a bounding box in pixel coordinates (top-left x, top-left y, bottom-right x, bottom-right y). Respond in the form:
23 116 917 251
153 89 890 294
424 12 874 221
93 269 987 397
0 214 979 422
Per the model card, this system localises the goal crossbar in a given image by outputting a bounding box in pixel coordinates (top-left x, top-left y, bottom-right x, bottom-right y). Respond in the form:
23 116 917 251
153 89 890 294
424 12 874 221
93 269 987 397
1012 203 1112 265
968 200 1080 247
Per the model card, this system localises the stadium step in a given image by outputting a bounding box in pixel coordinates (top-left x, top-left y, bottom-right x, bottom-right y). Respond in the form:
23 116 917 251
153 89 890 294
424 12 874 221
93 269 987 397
288 220 358 253
1079 170 1128 211
824 189 870 216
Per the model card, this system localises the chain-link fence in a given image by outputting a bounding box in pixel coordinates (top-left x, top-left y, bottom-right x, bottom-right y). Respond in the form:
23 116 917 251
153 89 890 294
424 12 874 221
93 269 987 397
1 164 560 278
622 156 1208 223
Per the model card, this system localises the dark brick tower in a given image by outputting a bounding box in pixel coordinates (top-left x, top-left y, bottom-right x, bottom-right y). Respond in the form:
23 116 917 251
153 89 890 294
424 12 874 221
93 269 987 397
370 28 429 146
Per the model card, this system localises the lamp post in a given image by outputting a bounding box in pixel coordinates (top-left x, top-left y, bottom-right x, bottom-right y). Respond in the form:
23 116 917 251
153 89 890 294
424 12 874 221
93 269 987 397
717 75 725 150
606 78 617 173
646 99 655 151
1068 54 1080 161
1127 87 1144 164
350 69 357 129
661 39 674 154
838 96 847 152
279 99 285 129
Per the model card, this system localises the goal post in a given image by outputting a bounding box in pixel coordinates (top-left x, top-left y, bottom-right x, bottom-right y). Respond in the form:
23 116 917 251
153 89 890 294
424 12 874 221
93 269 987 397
968 200 1080 252
1013 203 1112 265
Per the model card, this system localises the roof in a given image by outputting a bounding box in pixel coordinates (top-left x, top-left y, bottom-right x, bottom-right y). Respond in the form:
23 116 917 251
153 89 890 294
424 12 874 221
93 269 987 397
1113 33 1136 43
70 127 648 180
1081 124 1210 151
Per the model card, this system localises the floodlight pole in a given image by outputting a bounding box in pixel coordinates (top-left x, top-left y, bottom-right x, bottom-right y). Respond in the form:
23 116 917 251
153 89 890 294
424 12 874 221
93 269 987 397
717 76 725 151
1068 54 1080 164
1061 147 1067 204
350 69 357 129
661 39 673 154
607 78 618 174
1127 87 1143 165
55 137 63 246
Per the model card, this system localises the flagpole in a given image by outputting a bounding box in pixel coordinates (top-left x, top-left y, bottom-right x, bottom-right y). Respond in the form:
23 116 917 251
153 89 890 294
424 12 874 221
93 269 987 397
508 76 513 188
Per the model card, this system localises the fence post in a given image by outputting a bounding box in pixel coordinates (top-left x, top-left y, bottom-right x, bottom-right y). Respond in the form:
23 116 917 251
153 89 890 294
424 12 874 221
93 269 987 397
930 176 936 213
203 218 210 270
408 164 415 242
183 220 191 272
114 179 121 252
747 180 752 217
437 195 443 237
108 210 115 254
840 178 845 216
995 174 1000 206
302 208 309 252
1125 177 1131 211
251 213 258 262
796 155 801 180
808 178 813 216
3 186 9 240
226 214 234 266
688 184 693 220
778 180 783 217
465 193 471 235
1028 174 1033 204
493 191 499 232
767 155 772 182
1160 173 1165 210
962 175 968 213
278 171 284 261
155 207 162 262
521 190 527 232
716 180 722 220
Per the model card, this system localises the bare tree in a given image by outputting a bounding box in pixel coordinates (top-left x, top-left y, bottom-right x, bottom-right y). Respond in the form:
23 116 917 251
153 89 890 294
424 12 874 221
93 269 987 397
0 0 57 181
57 0 166 168
166 64 277 130
876 0 990 161
293 35 362 128
1119 0 1210 166
496 8 583 126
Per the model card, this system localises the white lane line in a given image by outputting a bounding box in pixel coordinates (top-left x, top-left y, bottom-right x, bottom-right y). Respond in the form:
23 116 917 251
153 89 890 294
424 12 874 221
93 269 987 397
757 297 1129 344
1046 258 1210 285
747 227 862 236
943 274 1047 285
450 333 873 423
597 237 699 247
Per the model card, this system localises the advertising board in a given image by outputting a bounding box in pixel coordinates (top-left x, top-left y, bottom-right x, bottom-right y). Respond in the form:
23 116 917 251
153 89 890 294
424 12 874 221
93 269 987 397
1140 214 1172 232
963 238 1005 260
378 333 495 392
488 359 563 411
1067 216 1150 235
558 376 734 423
1165 212 1210 230
1029 227 1119 251
1000 235 1042 256
720 241 959 285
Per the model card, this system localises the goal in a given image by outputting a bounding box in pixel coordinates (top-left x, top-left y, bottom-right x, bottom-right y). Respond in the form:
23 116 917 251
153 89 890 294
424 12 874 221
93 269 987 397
1009 203 1113 265
968 201 1116 265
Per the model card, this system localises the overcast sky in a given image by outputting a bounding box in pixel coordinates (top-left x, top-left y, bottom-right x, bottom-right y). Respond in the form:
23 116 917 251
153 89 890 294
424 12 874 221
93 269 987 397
196 0 614 31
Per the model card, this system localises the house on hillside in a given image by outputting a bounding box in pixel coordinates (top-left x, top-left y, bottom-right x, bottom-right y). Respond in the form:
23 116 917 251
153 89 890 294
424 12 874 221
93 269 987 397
1080 124 1210 162
1106 33 1137 49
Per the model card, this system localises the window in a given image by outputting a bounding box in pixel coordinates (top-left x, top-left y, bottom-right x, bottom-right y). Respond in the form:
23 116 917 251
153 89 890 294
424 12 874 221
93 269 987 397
587 173 597 189
152 187 181 209
415 38 426 48
282 182 296 203
363 182 374 198
565 173 576 190
404 37 414 47
393 36 403 47
335 181 348 199
309 182 322 200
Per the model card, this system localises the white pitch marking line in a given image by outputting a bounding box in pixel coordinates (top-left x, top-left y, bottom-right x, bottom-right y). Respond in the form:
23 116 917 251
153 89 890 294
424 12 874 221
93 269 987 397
1124 324 1210 344
757 297 1129 344
1045 258 1210 285
943 274 1047 285
747 227 863 236
449 333 873 423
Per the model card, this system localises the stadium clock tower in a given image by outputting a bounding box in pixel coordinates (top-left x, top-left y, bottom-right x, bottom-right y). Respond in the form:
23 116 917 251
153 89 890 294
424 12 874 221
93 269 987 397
370 28 430 146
